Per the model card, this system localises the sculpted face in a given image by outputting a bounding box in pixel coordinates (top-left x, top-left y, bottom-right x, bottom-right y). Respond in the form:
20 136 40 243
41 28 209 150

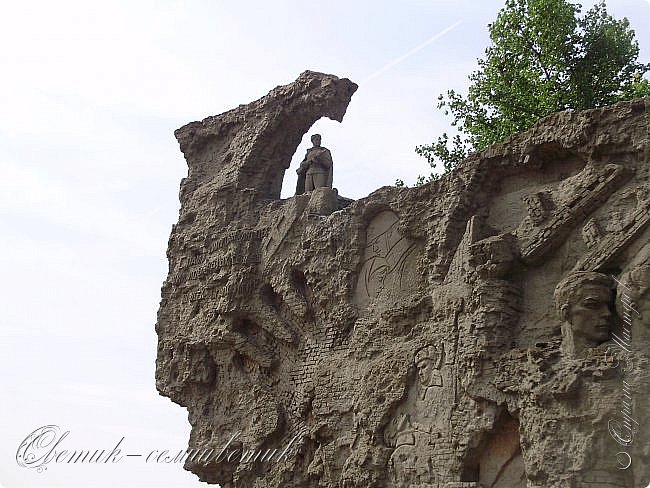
417 359 435 386
311 134 321 147
566 285 612 344
416 357 443 388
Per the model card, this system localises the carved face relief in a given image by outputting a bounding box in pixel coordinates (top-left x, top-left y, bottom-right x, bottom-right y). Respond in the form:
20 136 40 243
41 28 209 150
415 344 444 389
567 285 612 344
417 358 442 388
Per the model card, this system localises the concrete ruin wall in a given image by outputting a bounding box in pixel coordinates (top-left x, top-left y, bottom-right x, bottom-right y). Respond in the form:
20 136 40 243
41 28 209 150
155 71 650 487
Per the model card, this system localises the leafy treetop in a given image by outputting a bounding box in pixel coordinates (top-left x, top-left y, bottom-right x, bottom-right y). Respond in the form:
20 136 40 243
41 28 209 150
408 0 650 185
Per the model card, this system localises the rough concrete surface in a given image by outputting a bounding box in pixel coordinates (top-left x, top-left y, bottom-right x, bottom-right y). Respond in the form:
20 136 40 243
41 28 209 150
155 70 650 487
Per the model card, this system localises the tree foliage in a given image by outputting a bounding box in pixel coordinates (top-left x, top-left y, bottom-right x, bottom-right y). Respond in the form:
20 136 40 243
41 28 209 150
414 0 650 181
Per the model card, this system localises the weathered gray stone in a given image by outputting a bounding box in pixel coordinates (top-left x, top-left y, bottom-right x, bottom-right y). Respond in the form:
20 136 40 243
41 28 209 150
155 71 650 487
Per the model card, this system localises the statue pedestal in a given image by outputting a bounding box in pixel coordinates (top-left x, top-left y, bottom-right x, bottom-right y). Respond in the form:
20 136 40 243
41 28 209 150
307 187 340 215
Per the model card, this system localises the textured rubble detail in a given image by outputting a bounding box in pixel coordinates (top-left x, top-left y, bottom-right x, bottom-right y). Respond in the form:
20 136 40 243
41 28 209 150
155 74 649 487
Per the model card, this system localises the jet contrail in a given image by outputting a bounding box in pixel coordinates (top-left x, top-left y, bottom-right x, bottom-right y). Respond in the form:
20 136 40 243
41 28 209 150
364 21 462 82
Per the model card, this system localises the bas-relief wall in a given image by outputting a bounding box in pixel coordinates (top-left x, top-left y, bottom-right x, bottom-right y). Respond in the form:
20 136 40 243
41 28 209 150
155 71 650 487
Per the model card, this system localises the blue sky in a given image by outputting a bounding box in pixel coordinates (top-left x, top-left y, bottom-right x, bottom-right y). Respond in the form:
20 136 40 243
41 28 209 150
1 1 648 486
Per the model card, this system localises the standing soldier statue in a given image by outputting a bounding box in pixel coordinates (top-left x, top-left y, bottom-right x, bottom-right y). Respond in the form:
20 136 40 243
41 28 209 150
296 134 334 194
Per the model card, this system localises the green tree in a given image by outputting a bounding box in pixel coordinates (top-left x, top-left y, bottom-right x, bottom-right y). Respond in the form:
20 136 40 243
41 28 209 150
415 0 650 181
